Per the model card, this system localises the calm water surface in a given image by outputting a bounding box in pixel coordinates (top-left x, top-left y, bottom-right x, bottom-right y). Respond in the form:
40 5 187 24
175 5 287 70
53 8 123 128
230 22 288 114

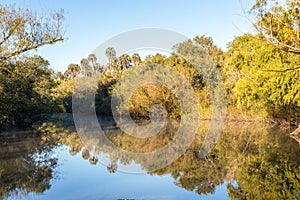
1 120 299 200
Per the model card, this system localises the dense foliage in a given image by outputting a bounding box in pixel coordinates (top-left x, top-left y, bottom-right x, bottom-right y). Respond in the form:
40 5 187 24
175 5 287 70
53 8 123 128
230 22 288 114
0 4 64 130
0 56 59 129
224 34 300 123
1 0 300 130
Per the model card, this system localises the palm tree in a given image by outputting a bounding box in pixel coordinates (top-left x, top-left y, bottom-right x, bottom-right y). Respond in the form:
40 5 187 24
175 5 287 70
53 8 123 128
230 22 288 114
67 64 81 78
107 162 118 173
105 47 117 71
63 69 71 80
132 53 141 66
94 63 104 74
55 72 65 80
118 54 131 71
82 148 90 160
80 58 92 77
89 156 98 165
88 54 98 73
69 146 80 156
88 54 97 65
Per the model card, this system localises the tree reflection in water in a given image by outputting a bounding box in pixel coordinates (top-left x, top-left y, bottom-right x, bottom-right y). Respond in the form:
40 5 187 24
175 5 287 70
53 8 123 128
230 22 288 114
1 120 300 199
75 120 300 199
0 130 59 199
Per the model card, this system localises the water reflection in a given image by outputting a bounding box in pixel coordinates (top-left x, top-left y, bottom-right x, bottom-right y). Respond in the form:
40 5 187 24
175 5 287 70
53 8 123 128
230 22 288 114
0 131 58 199
0 120 300 199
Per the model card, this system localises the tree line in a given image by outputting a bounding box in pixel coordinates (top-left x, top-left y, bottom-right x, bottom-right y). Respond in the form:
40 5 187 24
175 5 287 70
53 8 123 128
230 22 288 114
0 0 299 130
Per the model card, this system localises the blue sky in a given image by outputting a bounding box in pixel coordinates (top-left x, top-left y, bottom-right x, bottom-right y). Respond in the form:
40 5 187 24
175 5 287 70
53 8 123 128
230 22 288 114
4 0 255 72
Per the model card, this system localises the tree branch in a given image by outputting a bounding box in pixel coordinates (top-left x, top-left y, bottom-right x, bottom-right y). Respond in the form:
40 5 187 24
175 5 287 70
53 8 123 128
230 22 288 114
243 3 300 55
0 37 63 61
0 21 23 46
0 5 64 61
261 66 300 72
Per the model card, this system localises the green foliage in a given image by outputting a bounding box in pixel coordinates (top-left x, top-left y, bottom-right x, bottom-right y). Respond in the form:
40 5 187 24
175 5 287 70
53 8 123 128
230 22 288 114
2 4 300 131
0 4 64 130
51 78 75 113
224 34 300 122
113 63 183 119
93 40 217 120
0 56 59 129
95 72 119 116
194 35 225 68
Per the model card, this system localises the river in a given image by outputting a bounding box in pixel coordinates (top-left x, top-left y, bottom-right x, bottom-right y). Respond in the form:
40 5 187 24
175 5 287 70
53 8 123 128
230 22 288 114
0 119 299 200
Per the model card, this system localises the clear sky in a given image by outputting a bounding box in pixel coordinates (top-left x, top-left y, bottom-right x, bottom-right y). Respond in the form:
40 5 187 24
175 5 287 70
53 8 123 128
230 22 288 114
3 0 255 72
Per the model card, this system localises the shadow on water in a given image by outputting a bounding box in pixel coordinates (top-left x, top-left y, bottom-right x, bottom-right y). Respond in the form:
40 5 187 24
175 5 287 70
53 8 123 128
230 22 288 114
1 117 300 200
